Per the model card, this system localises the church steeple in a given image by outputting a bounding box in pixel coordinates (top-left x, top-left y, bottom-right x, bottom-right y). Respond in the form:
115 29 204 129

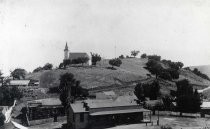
64 42 69 60
64 42 68 51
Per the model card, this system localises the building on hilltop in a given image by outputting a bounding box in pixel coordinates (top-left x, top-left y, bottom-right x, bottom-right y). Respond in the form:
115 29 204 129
64 43 89 65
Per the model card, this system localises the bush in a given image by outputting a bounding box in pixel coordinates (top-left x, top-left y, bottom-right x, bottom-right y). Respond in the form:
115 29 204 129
43 63 53 70
131 50 140 57
119 55 125 59
141 53 147 58
159 71 172 81
147 55 161 61
91 53 101 66
33 67 43 73
109 58 122 68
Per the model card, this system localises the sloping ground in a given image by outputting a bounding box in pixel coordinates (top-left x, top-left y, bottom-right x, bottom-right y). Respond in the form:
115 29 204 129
190 65 210 79
26 58 210 96
26 58 149 89
179 69 210 88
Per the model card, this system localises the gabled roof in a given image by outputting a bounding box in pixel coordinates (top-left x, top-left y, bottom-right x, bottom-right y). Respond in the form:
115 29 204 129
69 53 89 60
9 80 30 86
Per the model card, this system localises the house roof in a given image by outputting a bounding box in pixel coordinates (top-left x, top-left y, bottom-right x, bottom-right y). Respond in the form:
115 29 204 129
85 98 138 109
70 102 88 113
70 95 140 113
103 91 116 96
9 80 30 86
28 98 62 106
69 53 89 60
90 108 150 116
201 102 210 109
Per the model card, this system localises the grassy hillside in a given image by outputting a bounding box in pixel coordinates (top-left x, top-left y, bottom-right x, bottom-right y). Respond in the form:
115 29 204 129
26 58 210 96
190 65 210 79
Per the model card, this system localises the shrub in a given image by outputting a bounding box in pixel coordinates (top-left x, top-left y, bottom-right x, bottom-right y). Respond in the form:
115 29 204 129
147 55 161 61
109 58 122 68
119 55 125 59
159 71 172 81
91 53 101 66
141 53 147 58
33 67 43 73
43 63 53 70
131 50 140 58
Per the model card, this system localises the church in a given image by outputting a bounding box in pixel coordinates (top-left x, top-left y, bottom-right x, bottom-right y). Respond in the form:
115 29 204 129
64 43 89 65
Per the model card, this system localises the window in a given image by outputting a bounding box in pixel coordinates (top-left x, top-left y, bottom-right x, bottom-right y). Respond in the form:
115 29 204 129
80 113 84 122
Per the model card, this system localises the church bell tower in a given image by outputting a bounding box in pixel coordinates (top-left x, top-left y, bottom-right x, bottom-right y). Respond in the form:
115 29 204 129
64 42 69 60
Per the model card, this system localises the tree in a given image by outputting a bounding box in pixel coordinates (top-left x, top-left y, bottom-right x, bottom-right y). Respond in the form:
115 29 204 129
176 62 184 69
11 68 26 80
0 112 5 127
141 53 147 58
0 86 22 106
63 59 71 68
119 55 125 59
134 83 145 102
59 63 64 69
59 73 76 108
33 67 43 73
146 60 163 79
59 73 88 108
147 55 161 61
149 80 160 100
131 50 140 58
90 53 101 66
109 58 122 68
43 63 53 70
76 57 89 66
176 79 201 115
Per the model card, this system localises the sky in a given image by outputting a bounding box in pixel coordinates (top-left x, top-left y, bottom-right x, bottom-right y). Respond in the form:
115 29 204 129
0 0 210 75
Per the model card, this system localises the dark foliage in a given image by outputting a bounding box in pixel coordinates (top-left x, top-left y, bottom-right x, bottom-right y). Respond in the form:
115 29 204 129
159 71 172 81
131 50 140 58
119 55 125 59
11 68 27 80
72 57 89 65
146 60 163 78
0 112 5 126
59 73 88 108
90 53 101 66
0 86 23 106
134 83 145 101
43 63 53 70
63 59 71 68
149 80 160 100
59 63 64 69
135 80 160 101
168 68 179 79
141 53 147 58
147 55 161 61
33 66 43 73
192 68 210 81
109 58 122 68
146 58 180 80
176 79 202 113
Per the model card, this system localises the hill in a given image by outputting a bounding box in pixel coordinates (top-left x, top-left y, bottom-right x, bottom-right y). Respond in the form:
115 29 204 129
189 65 210 79
26 58 210 96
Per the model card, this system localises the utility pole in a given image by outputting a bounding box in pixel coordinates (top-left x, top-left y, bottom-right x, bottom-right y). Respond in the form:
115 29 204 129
114 45 116 58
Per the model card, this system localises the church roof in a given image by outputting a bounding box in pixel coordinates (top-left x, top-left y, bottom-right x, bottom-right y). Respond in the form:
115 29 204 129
69 53 89 60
